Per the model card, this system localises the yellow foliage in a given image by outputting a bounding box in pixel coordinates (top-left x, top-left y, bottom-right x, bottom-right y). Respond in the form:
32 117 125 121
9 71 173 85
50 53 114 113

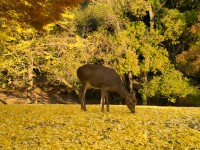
0 105 199 149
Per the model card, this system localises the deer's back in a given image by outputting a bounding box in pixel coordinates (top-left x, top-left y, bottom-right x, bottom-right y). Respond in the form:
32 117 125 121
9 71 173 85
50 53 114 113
77 64 122 89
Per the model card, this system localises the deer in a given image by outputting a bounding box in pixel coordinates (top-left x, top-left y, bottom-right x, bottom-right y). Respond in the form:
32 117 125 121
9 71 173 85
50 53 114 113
77 64 137 113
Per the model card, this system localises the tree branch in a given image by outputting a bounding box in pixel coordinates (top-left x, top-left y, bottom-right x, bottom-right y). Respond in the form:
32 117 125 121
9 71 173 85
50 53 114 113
155 0 168 14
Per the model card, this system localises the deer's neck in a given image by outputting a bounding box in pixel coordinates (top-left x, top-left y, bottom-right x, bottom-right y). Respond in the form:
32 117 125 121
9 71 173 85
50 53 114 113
116 84 129 100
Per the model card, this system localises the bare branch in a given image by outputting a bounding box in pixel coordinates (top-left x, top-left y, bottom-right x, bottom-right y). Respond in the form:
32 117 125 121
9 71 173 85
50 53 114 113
155 0 168 14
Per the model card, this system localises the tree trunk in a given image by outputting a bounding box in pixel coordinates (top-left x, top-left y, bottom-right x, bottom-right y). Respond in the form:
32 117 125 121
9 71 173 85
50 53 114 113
128 71 133 94
141 71 148 105
27 51 34 104
140 2 155 105
148 1 155 29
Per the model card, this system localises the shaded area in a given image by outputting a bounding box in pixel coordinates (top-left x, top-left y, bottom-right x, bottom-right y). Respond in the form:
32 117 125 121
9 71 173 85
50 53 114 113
0 87 199 107
0 88 79 104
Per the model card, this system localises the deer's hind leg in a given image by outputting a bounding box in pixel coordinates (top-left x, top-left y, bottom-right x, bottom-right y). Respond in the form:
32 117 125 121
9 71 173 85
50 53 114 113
79 83 87 111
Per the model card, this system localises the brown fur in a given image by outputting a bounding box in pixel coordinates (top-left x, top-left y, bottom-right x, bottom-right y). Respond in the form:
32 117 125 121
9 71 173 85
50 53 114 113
77 64 137 113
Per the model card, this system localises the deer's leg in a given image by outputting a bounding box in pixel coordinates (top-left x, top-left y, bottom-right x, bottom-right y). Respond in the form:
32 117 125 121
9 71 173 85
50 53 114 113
79 88 84 110
101 89 107 112
79 83 87 111
105 92 110 112
101 97 105 112
82 84 87 111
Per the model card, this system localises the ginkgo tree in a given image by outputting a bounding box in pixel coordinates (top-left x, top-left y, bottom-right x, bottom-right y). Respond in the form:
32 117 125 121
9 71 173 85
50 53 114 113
0 0 87 30
0 9 89 103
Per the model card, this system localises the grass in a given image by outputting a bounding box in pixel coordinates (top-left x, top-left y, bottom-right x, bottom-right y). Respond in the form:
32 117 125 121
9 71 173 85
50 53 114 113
0 104 200 149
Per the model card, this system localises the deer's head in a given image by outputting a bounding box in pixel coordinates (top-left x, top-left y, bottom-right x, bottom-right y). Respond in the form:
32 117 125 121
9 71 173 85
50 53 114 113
126 91 137 113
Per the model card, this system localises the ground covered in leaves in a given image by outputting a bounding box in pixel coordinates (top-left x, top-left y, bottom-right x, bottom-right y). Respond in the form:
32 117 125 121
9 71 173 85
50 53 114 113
0 105 199 149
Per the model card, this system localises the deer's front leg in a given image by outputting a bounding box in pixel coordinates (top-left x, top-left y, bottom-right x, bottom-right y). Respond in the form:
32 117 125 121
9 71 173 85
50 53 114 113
79 88 84 110
105 92 110 112
101 89 107 112
101 97 105 112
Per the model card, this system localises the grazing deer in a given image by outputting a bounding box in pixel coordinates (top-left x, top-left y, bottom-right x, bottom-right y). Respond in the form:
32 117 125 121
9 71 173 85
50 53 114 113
77 64 137 113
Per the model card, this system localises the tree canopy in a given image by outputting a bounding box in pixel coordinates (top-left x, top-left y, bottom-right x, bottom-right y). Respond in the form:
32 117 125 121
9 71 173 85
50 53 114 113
0 0 87 30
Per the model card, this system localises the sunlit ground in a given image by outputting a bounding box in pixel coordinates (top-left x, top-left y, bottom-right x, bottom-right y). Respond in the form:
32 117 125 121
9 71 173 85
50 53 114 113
0 104 199 149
